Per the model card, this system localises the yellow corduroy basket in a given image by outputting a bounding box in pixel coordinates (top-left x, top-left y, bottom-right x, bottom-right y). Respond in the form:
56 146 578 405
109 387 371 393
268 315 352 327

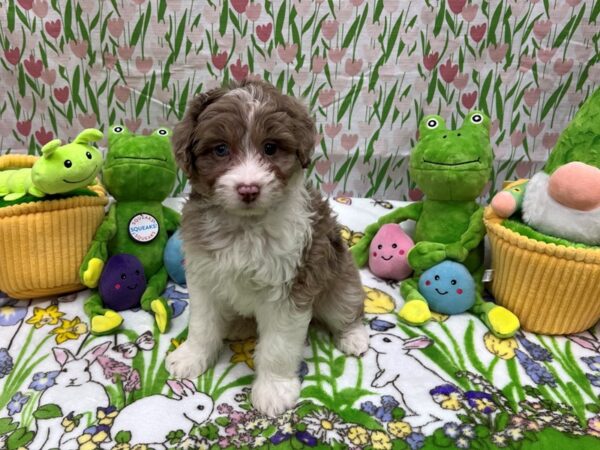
484 205 600 335
0 155 108 299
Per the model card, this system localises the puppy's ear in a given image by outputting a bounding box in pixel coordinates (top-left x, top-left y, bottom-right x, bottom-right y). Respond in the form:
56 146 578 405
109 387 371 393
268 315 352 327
293 102 318 170
172 88 226 177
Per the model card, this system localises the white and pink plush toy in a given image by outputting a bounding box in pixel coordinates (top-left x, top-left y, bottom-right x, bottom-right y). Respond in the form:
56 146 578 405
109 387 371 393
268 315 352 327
368 224 414 280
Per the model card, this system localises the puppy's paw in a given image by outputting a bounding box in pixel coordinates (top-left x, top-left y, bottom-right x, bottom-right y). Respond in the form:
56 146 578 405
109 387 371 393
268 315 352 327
166 342 213 379
335 323 369 356
252 375 300 417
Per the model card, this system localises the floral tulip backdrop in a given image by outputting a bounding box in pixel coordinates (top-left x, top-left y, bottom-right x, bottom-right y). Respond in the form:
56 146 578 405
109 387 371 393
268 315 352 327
0 0 599 199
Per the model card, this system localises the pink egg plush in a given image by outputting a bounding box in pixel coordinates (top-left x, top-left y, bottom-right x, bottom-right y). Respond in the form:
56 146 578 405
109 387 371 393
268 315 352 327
368 224 415 280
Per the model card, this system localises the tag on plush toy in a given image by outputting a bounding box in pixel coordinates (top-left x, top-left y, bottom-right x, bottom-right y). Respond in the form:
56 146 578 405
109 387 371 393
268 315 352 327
418 261 476 315
368 224 414 280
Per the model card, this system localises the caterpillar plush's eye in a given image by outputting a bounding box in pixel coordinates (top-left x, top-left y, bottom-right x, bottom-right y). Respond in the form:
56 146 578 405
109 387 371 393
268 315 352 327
426 118 439 129
471 114 483 124
64 160 72 168
86 151 92 160
113 126 124 133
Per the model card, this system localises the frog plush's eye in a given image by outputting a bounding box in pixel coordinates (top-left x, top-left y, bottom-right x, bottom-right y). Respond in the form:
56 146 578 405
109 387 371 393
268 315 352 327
112 126 124 133
470 114 483 124
156 128 170 137
426 118 439 129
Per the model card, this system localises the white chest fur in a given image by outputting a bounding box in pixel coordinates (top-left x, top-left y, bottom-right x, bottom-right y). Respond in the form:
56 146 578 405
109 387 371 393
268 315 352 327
185 187 314 316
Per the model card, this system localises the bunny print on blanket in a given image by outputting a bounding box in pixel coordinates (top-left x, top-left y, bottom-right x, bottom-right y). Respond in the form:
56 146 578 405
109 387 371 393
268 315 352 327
29 341 111 450
369 333 459 435
110 379 213 449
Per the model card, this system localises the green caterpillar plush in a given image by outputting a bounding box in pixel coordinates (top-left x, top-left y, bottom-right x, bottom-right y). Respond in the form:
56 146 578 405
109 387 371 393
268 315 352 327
0 129 103 201
79 125 180 335
352 111 520 338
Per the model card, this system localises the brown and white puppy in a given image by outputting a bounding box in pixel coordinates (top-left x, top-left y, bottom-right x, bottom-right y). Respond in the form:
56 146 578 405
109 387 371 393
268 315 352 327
166 79 368 416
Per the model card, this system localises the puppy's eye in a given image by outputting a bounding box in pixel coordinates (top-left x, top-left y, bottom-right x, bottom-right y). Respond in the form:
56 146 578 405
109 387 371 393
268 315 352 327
264 142 277 156
213 144 230 157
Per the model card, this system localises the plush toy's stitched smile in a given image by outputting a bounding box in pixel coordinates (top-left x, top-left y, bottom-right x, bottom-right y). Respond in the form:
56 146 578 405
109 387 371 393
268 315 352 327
423 158 481 166
435 288 448 295
63 165 98 184
381 255 393 261
127 283 138 290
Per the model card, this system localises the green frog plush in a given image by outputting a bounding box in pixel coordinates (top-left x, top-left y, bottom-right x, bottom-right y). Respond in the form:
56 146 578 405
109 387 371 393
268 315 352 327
79 125 180 335
352 111 520 338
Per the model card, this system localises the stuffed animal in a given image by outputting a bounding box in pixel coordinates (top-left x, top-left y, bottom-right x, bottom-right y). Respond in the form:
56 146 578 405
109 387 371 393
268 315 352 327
491 87 600 245
418 261 476 315
0 129 103 201
164 229 186 285
352 111 520 338
99 254 147 311
368 224 414 280
80 126 180 335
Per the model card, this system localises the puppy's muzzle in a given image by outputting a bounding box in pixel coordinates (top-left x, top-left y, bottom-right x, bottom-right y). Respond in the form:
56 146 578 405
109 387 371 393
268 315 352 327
237 184 261 203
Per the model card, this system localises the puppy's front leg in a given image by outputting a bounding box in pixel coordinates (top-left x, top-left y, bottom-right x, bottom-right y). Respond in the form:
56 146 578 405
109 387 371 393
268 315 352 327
251 300 311 417
166 280 226 379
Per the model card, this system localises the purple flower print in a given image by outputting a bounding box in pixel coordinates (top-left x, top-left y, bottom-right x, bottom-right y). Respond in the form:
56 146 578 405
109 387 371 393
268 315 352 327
407 432 425 450
465 391 496 414
29 370 60 391
7 392 29 415
270 431 292 444
0 348 13 378
517 334 552 362
0 300 28 326
582 356 600 372
515 349 557 387
360 395 399 422
296 431 318 447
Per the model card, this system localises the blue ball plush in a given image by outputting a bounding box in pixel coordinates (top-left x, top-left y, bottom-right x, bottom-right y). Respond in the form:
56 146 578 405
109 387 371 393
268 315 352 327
418 261 476 315
164 230 186 285
99 254 146 312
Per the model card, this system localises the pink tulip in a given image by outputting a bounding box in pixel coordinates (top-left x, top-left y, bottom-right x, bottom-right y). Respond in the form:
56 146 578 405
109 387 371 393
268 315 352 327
4 48 20 65
344 58 363 76
231 0 248 13
118 45 134 60
315 160 331 176
537 47 556 63
553 58 573 76
108 18 125 38
70 40 88 59
324 123 342 138
124 118 141 133
422 52 439 71
448 0 466 14
230 58 249 82
277 44 298 64
319 89 336 108
245 3 261 21
519 54 535 72
35 126 53 145
488 44 508 63
211 52 228 70
322 20 339 41
256 23 272 42
40 68 56 85
470 23 486 43
523 88 541 108
439 59 458 83
53 86 69 104
542 132 559 150
510 130 526 147
135 57 153 74
44 19 61 38
114 85 131 103
78 113 97 129
533 20 552 41
328 48 347 64
462 91 477 109
453 73 469 90
527 122 545 138
17 120 32 136
23 54 43 78
32 0 48 18
462 4 478 21
341 134 358 151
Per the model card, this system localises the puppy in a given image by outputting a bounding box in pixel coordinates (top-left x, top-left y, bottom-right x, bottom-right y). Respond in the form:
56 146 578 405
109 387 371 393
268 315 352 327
166 79 368 416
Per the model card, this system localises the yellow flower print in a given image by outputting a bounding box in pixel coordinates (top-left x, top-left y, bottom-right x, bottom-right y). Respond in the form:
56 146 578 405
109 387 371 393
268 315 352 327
26 305 64 329
132 445 148 450
430 311 449 322
364 287 395 314
484 332 517 360
171 338 181 349
97 406 118 426
111 444 130 450
387 420 412 438
340 226 364 247
230 338 256 370
50 317 88 344
370 430 392 450
347 426 369 446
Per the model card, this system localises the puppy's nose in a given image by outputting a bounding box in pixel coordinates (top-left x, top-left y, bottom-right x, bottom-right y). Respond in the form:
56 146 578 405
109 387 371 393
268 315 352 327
237 184 261 203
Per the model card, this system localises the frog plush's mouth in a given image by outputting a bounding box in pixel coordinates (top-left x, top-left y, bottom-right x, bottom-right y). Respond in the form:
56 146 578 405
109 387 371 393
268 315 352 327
423 158 481 166
435 288 448 295
63 165 98 184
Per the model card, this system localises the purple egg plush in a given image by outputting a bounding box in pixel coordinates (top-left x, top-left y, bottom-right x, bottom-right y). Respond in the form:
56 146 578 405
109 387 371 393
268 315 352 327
99 254 147 312
369 224 414 280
